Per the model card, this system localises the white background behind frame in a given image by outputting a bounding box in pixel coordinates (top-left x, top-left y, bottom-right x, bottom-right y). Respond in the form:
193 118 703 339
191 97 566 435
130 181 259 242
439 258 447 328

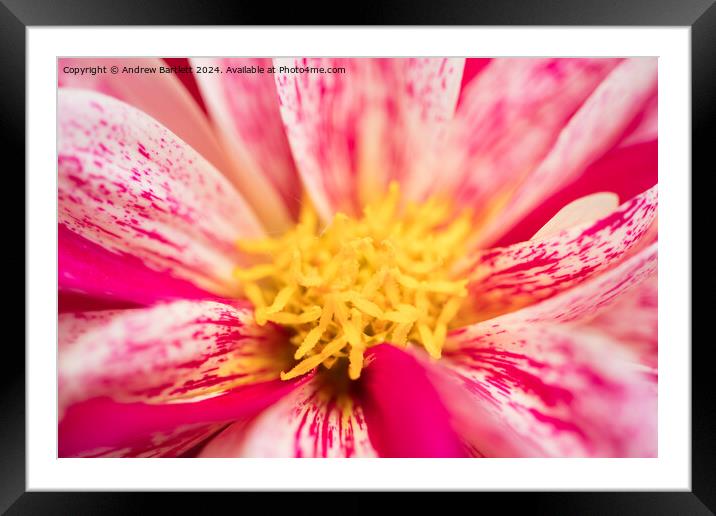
27 26 690 490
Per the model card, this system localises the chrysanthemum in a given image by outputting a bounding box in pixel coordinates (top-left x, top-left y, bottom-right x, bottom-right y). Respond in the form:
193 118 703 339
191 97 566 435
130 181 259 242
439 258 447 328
58 57 658 457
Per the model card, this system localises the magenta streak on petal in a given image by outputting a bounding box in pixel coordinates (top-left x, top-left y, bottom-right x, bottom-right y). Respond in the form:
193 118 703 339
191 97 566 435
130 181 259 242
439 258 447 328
275 58 462 220
59 377 306 457
197 374 375 457
294 389 341 458
441 322 656 457
359 344 465 457
446 347 575 407
59 224 214 306
527 408 587 439
58 89 264 296
445 58 621 218
477 58 657 248
465 187 657 318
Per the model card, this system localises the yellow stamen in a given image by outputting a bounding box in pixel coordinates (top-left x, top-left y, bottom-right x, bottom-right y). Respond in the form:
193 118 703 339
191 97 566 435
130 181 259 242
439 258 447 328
262 306 322 325
391 323 413 347
265 285 296 314
236 182 470 380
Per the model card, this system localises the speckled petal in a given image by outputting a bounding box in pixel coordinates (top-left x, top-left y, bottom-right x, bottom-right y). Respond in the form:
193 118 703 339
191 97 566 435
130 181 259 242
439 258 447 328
200 377 377 457
435 58 620 226
489 242 657 327
463 187 657 320
59 299 291 415
436 323 656 457
58 58 230 174
58 89 264 295
274 58 464 220
478 58 657 245
403 57 465 132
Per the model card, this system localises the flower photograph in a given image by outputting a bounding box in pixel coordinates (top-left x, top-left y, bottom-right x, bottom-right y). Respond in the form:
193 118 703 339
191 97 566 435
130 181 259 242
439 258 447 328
57 57 658 458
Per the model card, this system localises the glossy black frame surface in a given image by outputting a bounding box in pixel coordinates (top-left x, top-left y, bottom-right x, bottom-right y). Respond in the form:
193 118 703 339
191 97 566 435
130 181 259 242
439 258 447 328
5 0 714 513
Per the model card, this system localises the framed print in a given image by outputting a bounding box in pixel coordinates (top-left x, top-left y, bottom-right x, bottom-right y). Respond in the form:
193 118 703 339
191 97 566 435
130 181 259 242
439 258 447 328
8 0 714 512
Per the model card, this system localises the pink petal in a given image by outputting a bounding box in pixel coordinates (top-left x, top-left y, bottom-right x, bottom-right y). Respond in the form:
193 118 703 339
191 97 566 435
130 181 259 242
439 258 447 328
529 192 619 240
61 417 225 458
401 58 467 201
162 58 208 114
403 58 465 132
58 299 290 415
456 58 492 107
58 58 230 174
191 58 302 231
200 377 377 457
586 272 658 371
58 291 139 313
59 224 212 305
437 58 620 223
359 344 465 457
58 89 264 295
463 187 657 320
59 378 302 457
620 93 658 148
439 323 656 457
491 242 657 327
493 140 657 247
274 58 464 220
478 58 657 246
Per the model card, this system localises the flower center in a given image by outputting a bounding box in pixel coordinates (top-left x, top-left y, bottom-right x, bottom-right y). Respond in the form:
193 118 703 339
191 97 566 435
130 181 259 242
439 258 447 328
234 183 471 381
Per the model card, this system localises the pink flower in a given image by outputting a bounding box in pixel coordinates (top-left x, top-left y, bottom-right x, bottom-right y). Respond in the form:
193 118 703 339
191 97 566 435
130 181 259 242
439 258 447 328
58 57 658 458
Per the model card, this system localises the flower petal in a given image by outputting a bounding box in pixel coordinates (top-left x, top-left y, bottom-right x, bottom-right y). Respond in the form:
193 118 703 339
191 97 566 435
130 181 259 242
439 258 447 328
620 93 658 148
400 58 467 201
59 378 302 457
59 299 291 415
58 299 305 457
529 192 619 240
200 376 377 457
586 272 658 371
403 58 465 132
59 224 212 305
436 58 620 224
58 89 264 295
478 58 657 245
456 58 492 106
58 58 230 174
492 140 657 247
61 415 225 458
191 58 301 231
274 58 464 220
359 344 465 457
463 187 657 320
492 242 657 326
58 291 139 313
438 323 656 457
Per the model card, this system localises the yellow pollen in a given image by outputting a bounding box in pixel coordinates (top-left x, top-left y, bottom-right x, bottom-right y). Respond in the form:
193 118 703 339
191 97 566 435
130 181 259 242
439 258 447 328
235 182 471 381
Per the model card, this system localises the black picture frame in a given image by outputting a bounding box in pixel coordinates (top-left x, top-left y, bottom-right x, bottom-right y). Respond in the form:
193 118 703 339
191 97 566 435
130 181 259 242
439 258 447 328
6 0 714 513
